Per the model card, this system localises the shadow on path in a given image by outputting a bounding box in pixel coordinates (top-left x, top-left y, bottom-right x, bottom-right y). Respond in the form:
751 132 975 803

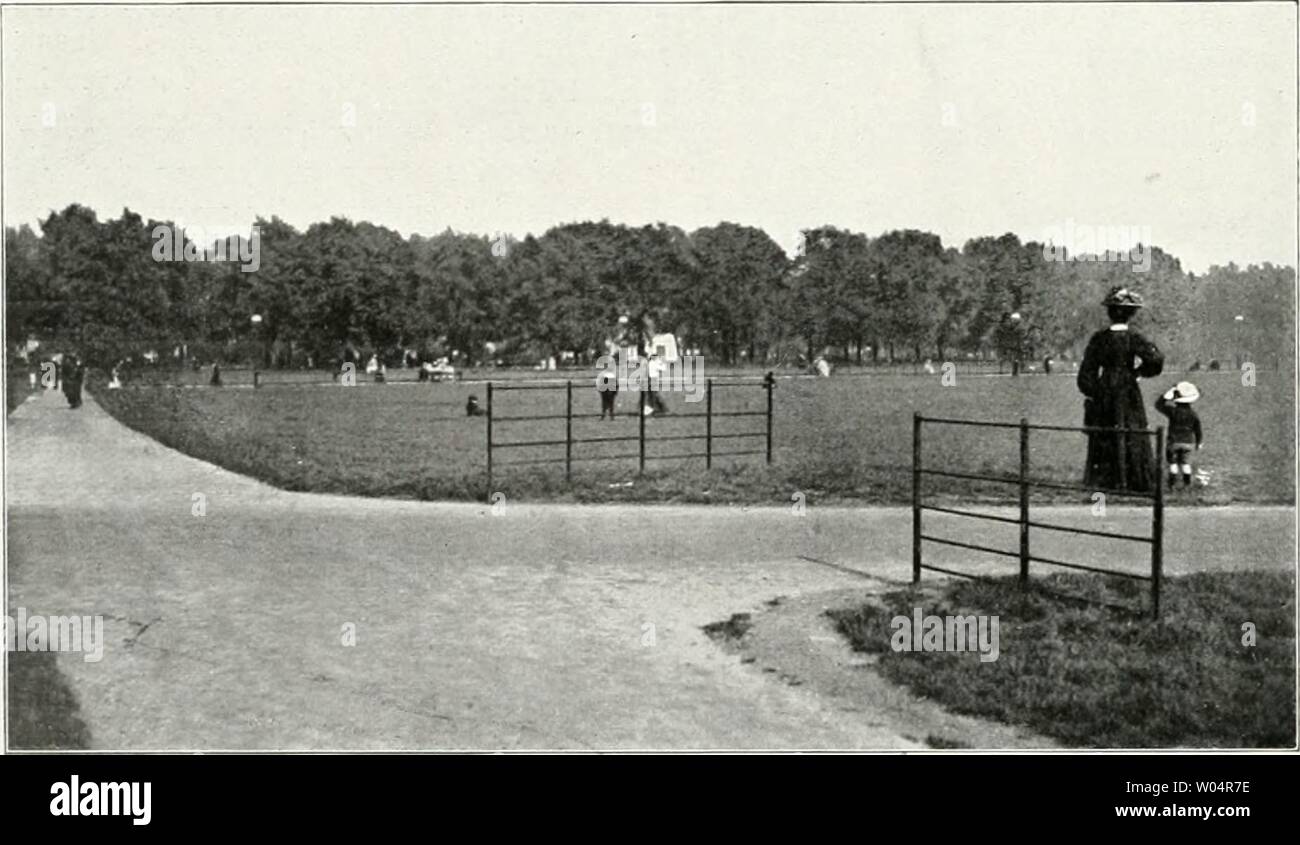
8 651 93 749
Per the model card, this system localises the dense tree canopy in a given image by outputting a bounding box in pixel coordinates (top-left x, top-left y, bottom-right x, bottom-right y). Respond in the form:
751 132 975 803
5 205 1294 371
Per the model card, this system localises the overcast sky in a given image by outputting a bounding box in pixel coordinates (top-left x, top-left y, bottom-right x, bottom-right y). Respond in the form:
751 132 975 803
3 2 1295 272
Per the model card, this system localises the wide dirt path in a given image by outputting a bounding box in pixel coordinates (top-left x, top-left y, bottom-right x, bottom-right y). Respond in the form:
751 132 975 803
5 389 1293 749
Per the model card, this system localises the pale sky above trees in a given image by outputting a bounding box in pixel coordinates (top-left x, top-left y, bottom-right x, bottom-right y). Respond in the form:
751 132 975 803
3 2 1295 273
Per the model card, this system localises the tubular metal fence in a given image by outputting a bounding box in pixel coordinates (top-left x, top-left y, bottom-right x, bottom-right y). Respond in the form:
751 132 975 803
912 413 1165 619
486 373 775 493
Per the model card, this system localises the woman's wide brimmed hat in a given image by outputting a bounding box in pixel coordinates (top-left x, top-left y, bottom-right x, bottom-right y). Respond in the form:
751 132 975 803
1102 286 1144 308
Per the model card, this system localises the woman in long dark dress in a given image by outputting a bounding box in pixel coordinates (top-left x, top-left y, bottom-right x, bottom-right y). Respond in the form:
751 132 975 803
62 355 84 408
1077 287 1164 492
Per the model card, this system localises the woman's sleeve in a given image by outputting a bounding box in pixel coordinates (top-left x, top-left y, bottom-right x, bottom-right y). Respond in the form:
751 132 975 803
1077 334 1100 399
1134 333 1164 378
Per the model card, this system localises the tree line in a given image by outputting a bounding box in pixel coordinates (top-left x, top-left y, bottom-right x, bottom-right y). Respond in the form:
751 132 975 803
5 204 1294 371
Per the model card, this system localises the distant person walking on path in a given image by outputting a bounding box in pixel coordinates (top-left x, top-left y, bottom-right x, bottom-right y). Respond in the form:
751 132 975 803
1077 287 1164 492
1155 381 1204 490
61 355 84 409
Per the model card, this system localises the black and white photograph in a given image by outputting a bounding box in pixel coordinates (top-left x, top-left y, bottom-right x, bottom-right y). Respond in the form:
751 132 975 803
2 0 1296 772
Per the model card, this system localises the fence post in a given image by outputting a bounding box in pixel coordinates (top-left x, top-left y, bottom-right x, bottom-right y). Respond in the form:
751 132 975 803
253 369 260 389
1019 417 1030 586
764 371 774 465
705 378 713 470
486 382 494 497
638 379 646 475
565 380 573 483
1152 426 1164 620
912 413 922 584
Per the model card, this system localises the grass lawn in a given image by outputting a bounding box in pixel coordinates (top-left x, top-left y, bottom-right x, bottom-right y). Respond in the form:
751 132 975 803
827 571 1296 748
93 368 1294 505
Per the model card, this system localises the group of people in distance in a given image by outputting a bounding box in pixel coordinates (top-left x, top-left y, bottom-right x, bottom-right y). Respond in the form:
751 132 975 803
461 289 1206 493
589 313 671 421
463 313 672 421
1077 285 1204 493
39 285 1204 497
28 354 85 409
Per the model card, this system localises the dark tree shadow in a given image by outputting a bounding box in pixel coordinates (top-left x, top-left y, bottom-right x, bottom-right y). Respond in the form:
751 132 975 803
7 650 92 749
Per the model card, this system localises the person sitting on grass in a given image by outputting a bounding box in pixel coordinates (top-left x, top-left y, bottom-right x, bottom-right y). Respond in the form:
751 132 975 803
1155 381 1203 490
466 394 485 417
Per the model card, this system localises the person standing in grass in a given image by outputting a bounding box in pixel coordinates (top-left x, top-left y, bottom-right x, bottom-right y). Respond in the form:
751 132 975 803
1155 381 1203 490
1076 286 1164 492
597 347 619 420
638 314 670 416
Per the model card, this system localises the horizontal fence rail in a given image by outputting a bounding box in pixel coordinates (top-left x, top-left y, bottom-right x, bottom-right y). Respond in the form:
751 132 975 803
916 468 1159 502
486 372 775 493
912 413 1165 619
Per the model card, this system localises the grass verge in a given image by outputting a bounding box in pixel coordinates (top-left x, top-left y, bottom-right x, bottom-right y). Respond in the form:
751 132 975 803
826 571 1295 748
92 369 1294 506
6 366 38 414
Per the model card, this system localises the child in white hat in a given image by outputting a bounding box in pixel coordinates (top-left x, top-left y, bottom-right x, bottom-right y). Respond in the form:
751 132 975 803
1154 381 1203 489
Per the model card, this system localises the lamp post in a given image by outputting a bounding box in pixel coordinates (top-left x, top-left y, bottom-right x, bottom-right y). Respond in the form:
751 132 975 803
1007 311 1024 377
251 313 269 370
